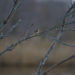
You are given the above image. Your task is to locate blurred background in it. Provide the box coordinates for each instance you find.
[0,0,75,75]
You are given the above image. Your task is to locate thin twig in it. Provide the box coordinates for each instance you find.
[0,0,22,31]
[42,54,75,75]
[0,19,21,39]
[49,36,75,47]
[0,34,38,56]
[62,2,75,28]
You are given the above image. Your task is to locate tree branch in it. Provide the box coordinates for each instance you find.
[36,3,75,75]
[0,19,21,39]
[0,0,22,31]
[42,54,75,75]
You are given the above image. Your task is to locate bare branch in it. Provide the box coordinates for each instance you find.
[0,25,75,56]
[62,2,75,29]
[0,19,21,39]
[49,36,75,47]
[42,54,75,75]
[36,31,63,75]
[0,23,58,56]
[0,0,22,31]
[0,34,37,56]
[36,2,75,75]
